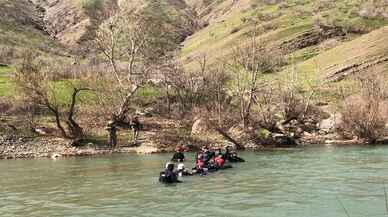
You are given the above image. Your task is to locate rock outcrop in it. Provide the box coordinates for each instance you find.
[0,0,44,29]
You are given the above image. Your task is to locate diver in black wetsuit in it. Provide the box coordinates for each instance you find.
[202,146,215,165]
[171,146,185,162]
[159,163,181,183]
[224,146,245,163]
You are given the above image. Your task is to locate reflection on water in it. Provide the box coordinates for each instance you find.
[1,146,388,217]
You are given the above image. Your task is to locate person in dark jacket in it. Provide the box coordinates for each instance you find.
[171,146,185,162]
[224,146,245,163]
[130,116,142,141]
[202,146,215,165]
[159,162,181,183]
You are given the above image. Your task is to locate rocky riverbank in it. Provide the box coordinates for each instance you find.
[0,135,173,160]
[0,132,382,160]
[1,107,385,160]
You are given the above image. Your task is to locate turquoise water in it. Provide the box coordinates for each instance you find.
[1,146,388,217]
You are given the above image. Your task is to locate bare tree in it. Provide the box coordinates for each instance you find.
[254,84,280,132]
[227,29,269,128]
[15,52,90,140]
[93,2,180,147]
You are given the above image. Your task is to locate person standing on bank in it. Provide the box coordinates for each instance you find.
[130,116,142,142]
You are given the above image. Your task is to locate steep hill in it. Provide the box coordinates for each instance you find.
[0,0,387,80]
[296,25,388,82]
[181,0,388,70]
[0,0,198,54]
[0,0,69,65]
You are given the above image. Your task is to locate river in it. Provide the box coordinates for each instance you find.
[1,146,388,217]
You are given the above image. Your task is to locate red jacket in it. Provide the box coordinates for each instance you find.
[215,156,225,167]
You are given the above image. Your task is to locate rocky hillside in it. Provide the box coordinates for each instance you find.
[181,0,388,65]
[0,0,67,65]
[0,0,200,54]
[32,0,95,46]
[0,0,387,78]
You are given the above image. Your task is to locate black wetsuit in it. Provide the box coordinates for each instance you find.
[223,150,231,161]
[171,152,185,162]
[224,150,245,162]
[203,151,215,164]
[160,169,180,183]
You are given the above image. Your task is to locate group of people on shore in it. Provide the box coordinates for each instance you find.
[159,145,245,184]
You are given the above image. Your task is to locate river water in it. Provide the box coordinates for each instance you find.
[1,146,388,217]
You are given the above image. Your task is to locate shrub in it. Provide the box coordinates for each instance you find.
[82,0,103,12]
[0,46,17,65]
[337,78,388,142]
[338,96,388,142]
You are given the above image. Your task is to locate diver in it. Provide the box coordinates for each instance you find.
[215,153,225,168]
[214,153,233,170]
[177,159,193,177]
[159,162,181,183]
[193,152,207,176]
[171,145,185,162]
[202,146,215,165]
[215,148,223,157]
[224,146,245,163]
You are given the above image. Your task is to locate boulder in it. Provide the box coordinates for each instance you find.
[191,118,208,135]
[319,113,342,133]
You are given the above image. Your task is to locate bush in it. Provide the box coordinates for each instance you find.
[0,46,17,65]
[82,0,103,12]
[338,96,388,142]
[337,78,388,142]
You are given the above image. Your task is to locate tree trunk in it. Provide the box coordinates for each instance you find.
[46,103,68,138]
[215,128,245,150]
[106,86,139,147]
[54,110,68,138]
[217,84,222,127]
[166,87,171,114]
[66,88,86,139]
[115,85,139,122]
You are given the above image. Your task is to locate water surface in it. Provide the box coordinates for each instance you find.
[1,146,388,217]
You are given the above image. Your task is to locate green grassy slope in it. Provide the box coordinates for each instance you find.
[178,0,388,106]
[0,66,14,97]
[0,0,68,64]
[181,0,388,69]
[296,25,388,80]
[0,21,66,59]
[272,25,388,104]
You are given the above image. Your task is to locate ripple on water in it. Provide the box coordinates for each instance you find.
[2,147,388,217]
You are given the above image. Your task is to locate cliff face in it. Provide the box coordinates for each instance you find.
[0,0,202,48]
[0,0,92,47]
[31,0,94,47]
[0,0,44,29]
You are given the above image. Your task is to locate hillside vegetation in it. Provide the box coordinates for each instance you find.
[182,0,388,66]
[1,0,388,156]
